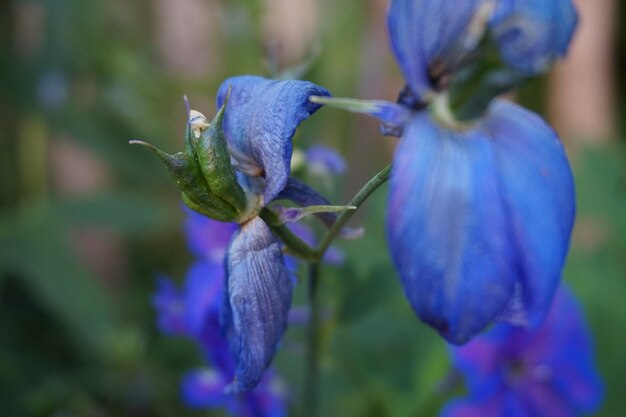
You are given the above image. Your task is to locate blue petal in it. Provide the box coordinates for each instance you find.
[387,113,518,344]
[388,0,492,101]
[485,101,575,327]
[216,76,331,205]
[490,0,578,74]
[224,216,293,392]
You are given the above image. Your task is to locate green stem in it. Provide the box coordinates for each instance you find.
[315,163,392,258]
[259,208,318,261]
[303,262,320,417]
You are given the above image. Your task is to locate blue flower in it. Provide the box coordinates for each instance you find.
[490,0,578,75]
[146,75,336,394]
[313,0,578,345]
[212,75,332,392]
[305,145,347,177]
[154,212,287,416]
[441,287,604,417]
[387,100,575,344]
[387,0,494,103]
[387,0,578,104]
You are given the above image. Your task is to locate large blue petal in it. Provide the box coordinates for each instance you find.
[387,113,518,344]
[485,101,575,327]
[387,0,492,102]
[224,216,293,392]
[216,76,331,205]
[490,0,578,74]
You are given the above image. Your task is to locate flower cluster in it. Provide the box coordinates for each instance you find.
[143,0,598,408]
[443,287,603,417]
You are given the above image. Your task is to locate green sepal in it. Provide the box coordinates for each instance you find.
[191,97,247,213]
[129,140,238,222]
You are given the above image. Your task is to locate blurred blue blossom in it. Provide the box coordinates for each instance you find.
[305,145,347,177]
[316,0,579,344]
[387,0,493,103]
[442,287,604,417]
[490,0,578,74]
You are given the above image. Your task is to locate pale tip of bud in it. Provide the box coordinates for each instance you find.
[189,110,210,138]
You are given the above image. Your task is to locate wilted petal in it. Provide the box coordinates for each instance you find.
[490,0,578,74]
[388,0,493,101]
[225,216,293,392]
[216,76,330,205]
[387,113,517,344]
[485,101,575,327]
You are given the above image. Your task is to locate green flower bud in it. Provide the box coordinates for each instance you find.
[129,141,238,222]
[186,97,247,213]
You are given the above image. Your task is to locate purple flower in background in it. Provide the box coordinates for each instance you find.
[442,288,604,417]
[305,145,347,177]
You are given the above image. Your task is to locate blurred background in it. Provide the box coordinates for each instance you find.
[0,0,624,416]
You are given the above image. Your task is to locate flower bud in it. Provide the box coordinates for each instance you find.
[187,99,247,214]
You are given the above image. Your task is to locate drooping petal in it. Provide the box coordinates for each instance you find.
[216,76,331,205]
[484,100,575,327]
[387,113,518,344]
[490,0,578,74]
[387,0,493,102]
[224,216,293,392]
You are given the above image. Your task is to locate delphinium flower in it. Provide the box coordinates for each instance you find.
[135,75,347,392]
[442,287,604,417]
[313,0,579,344]
[154,212,287,416]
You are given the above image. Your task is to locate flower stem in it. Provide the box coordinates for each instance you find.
[259,208,319,261]
[315,163,392,258]
[303,262,320,417]
[301,163,392,417]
